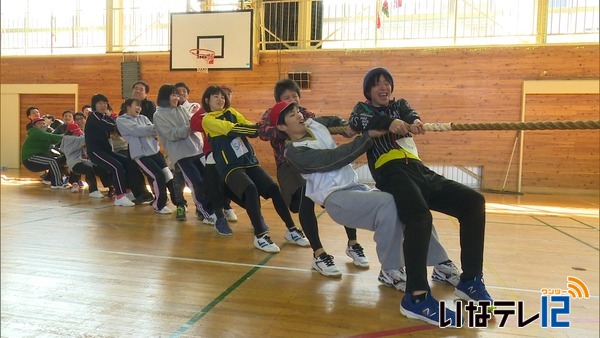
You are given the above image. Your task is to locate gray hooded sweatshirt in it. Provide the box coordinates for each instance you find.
[153,105,203,166]
[116,114,159,160]
[60,135,88,171]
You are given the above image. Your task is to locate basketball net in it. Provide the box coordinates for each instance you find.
[189,48,215,73]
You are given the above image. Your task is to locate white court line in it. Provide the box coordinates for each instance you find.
[92,248,362,275]
[93,249,599,299]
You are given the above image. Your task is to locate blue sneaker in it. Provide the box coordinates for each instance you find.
[454,275,494,303]
[214,217,233,236]
[400,292,459,327]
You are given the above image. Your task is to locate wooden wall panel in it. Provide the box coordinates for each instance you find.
[1,45,598,194]
[522,94,599,193]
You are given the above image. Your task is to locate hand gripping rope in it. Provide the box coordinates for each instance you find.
[328,120,600,134]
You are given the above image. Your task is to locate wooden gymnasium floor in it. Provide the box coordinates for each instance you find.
[1,168,598,337]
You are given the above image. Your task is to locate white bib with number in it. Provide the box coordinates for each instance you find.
[396,137,419,157]
[231,137,249,158]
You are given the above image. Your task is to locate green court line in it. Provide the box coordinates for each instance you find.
[171,211,326,336]
[532,216,599,252]
[169,246,285,337]
[570,217,600,230]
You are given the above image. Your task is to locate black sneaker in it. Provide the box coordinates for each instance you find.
[175,205,187,221]
[133,192,155,205]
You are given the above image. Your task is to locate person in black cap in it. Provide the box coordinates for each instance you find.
[348,67,493,326]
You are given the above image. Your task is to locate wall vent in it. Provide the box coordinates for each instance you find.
[121,61,140,99]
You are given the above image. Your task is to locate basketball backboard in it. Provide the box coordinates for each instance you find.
[170,10,253,71]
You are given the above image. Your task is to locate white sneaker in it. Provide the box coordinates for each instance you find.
[254,234,280,253]
[114,195,135,207]
[378,269,406,292]
[312,253,342,277]
[284,228,310,247]
[202,213,217,225]
[155,206,173,214]
[346,243,370,268]
[89,190,105,199]
[125,191,135,201]
[51,183,72,190]
[223,208,238,222]
[70,183,80,192]
[431,260,461,286]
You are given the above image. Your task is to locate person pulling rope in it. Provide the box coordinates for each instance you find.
[327,119,600,134]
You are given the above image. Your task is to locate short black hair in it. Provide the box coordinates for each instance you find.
[132,80,150,93]
[73,112,86,120]
[91,93,109,110]
[363,67,394,100]
[174,82,190,94]
[42,114,55,121]
[156,84,178,108]
[201,85,231,113]
[26,106,39,117]
[274,79,301,102]
[62,109,74,118]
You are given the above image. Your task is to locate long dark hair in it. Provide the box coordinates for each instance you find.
[156,84,178,108]
[200,85,231,113]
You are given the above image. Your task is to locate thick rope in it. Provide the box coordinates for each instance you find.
[328,120,600,134]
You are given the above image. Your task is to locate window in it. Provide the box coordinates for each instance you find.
[288,72,311,90]
[1,0,598,56]
[1,0,106,55]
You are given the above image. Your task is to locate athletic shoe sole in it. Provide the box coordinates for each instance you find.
[399,304,439,326]
[311,261,342,277]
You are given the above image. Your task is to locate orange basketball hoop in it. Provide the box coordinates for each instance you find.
[189,48,215,73]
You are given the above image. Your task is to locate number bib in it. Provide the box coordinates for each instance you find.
[396,137,419,157]
[231,137,249,158]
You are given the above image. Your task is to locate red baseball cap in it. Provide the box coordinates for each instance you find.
[269,101,295,126]
[66,122,84,136]
[31,117,45,125]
